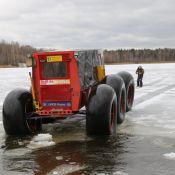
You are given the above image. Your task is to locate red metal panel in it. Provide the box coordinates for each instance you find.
[32,51,81,115]
[69,52,81,111]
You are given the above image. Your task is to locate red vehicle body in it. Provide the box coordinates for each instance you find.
[31,50,104,118]
[33,51,80,116]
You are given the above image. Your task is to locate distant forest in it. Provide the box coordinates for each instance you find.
[0,40,175,66]
[104,49,175,64]
[0,40,37,66]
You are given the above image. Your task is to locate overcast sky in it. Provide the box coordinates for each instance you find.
[0,0,175,49]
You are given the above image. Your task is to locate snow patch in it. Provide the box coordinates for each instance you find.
[48,164,85,175]
[113,171,128,175]
[4,148,32,157]
[163,152,175,160]
[27,133,55,149]
[56,156,63,161]
[33,133,53,142]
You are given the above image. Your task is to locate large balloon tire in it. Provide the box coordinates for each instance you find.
[102,75,126,124]
[3,88,41,135]
[86,84,117,136]
[117,71,135,112]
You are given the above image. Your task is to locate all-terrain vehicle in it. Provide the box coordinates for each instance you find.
[2,50,135,136]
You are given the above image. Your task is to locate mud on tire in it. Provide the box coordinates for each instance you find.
[86,84,117,136]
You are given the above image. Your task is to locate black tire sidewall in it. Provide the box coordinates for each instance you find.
[105,75,126,124]
[3,89,33,135]
[117,71,135,112]
[86,84,117,136]
[126,78,135,111]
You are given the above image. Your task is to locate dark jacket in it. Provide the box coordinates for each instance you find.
[136,67,144,78]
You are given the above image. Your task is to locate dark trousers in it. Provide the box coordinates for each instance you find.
[137,76,143,87]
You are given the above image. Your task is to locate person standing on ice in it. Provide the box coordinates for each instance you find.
[136,65,144,87]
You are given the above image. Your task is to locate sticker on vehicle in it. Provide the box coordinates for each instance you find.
[40,79,70,85]
[46,55,62,62]
[43,102,71,107]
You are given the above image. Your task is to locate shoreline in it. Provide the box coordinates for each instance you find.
[105,61,175,65]
[0,61,175,68]
[0,65,17,68]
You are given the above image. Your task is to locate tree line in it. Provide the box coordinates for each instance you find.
[1,40,175,65]
[0,40,37,66]
[103,49,175,64]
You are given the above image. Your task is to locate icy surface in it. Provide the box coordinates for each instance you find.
[48,164,86,175]
[106,63,175,138]
[32,133,53,142]
[113,171,129,175]
[163,152,175,160]
[0,64,175,174]
[27,133,55,149]
[0,64,175,137]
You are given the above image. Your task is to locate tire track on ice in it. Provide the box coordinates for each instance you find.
[144,78,164,86]
[134,84,175,106]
